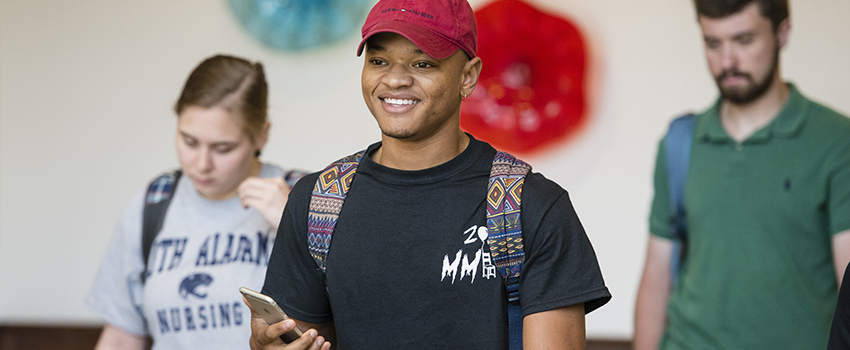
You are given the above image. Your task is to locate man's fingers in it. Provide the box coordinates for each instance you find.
[307,335,328,350]
[309,335,332,350]
[264,319,297,341]
[244,299,330,350]
[289,329,324,349]
[244,297,278,347]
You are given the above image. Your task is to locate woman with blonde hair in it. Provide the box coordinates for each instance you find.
[87,54,304,349]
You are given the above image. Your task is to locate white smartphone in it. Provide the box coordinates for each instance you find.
[239,287,303,343]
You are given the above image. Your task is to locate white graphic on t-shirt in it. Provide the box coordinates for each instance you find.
[461,249,481,283]
[441,250,462,283]
[440,225,497,284]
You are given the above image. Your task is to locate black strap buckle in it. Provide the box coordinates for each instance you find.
[506,280,520,305]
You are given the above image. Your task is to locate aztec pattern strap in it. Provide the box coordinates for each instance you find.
[308,151,365,272]
[486,152,531,281]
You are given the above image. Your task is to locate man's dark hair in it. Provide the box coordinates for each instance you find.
[694,0,789,30]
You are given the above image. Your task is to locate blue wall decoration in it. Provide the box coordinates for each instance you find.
[228,0,372,51]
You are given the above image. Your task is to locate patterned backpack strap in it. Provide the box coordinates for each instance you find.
[142,170,182,283]
[308,151,365,272]
[487,152,531,350]
[145,171,181,205]
[486,152,531,285]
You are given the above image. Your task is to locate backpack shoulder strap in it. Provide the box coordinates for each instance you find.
[664,113,696,286]
[283,169,309,188]
[487,151,532,285]
[141,170,181,282]
[307,151,365,272]
[487,151,531,350]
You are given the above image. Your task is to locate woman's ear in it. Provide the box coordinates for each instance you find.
[255,121,271,155]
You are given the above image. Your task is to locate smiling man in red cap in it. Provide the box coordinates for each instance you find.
[247,0,610,349]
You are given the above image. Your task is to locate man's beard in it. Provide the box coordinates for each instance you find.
[381,128,415,140]
[714,44,780,105]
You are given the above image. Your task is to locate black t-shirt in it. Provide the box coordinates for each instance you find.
[263,137,610,349]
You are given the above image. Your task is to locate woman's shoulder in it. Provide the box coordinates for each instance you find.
[259,163,285,178]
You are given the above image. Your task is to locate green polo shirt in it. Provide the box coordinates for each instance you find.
[649,84,850,349]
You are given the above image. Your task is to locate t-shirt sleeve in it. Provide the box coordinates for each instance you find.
[262,173,333,324]
[85,189,148,336]
[649,138,674,239]
[828,136,850,235]
[518,175,611,316]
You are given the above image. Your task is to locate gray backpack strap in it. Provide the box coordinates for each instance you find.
[141,170,181,283]
[664,114,696,286]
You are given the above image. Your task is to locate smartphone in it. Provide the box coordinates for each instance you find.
[239,287,303,343]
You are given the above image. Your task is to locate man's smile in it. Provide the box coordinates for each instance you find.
[381,97,420,106]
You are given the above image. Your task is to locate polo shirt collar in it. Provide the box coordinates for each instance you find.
[695,83,809,144]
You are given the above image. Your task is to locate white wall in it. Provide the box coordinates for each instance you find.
[1,0,848,339]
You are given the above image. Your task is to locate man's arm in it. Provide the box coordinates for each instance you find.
[634,235,674,350]
[833,230,850,286]
[294,320,336,349]
[523,303,585,349]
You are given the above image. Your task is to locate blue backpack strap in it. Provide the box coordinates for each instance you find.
[487,151,531,350]
[307,151,365,272]
[142,170,181,283]
[664,114,696,287]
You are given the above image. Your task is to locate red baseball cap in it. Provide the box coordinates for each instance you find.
[357,0,478,59]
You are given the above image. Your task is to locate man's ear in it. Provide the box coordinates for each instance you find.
[777,18,791,49]
[461,57,483,98]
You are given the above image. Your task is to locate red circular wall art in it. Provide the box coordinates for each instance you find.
[461,0,587,154]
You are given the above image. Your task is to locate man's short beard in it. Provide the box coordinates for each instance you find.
[381,128,415,140]
[714,44,780,105]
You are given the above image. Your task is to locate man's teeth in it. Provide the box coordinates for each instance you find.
[384,98,418,105]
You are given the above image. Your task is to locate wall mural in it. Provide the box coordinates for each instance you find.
[228,0,371,51]
[461,0,587,155]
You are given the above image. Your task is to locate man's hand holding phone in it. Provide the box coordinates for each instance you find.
[240,287,332,350]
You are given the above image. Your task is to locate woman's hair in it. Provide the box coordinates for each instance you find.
[693,0,788,30]
[174,54,268,141]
